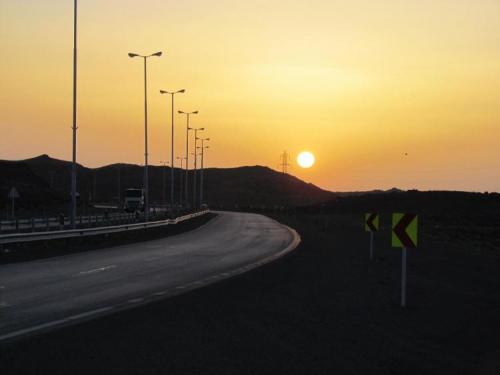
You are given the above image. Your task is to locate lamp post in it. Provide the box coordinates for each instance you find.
[128,51,162,221]
[176,156,186,206]
[70,0,78,228]
[116,165,121,205]
[197,138,210,206]
[192,127,205,209]
[178,110,198,208]
[159,161,169,206]
[160,89,185,211]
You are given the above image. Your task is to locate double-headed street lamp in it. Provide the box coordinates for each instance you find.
[178,110,198,208]
[160,89,185,211]
[192,127,205,208]
[128,51,162,220]
[197,138,210,207]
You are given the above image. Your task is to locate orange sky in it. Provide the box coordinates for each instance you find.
[1,0,499,192]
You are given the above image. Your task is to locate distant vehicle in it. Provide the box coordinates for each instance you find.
[124,188,144,213]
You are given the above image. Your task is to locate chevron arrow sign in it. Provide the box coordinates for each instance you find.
[364,213,379,232]
[392,213,418,248]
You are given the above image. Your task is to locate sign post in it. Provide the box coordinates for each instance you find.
[364,213,379,260]
[392,213,418,307]
[8,187,20,218]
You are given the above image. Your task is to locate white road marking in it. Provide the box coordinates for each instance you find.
[153,291,166,296]
[0,302,11,309]
[0,306,114,342]
[78,265,116,275]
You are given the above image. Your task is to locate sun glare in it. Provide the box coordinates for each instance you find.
[297,151,315,169]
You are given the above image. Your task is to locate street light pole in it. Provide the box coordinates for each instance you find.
[178,110,198,209]
[116,165,121,205]
[192,128,205,209]
[197,138,210,206]
[176,156,186,206]
[160,89,185,211]
[128,51,162,221]
[70,0,78,229]
[160,161,168,206]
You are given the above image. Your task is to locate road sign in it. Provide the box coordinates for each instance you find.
[365,213,379,232]
[8,187,20,199]
[392,213,418,248]
[392,213,418,307]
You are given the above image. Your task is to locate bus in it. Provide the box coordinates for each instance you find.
[124,188,144,213]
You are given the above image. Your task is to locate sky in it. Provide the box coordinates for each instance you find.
[1,0,499,192]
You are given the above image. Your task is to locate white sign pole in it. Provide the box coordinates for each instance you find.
[369,231,374,260]
[401,247,407,307]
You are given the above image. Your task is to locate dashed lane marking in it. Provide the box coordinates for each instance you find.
[78,265,117,275]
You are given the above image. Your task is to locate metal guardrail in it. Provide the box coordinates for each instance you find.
[0,215,132,235]
[0,211,174,234]
[0,210,209,245]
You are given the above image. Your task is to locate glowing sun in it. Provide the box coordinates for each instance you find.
[297,151,315,168]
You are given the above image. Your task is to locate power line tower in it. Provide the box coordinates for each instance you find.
[278,150,291,174]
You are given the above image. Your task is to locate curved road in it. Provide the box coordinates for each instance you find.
[0,211,299,341]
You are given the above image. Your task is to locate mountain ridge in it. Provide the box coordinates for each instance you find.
[0,154,334,214]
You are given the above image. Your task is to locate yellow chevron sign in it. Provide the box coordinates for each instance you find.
[364,213,379,232]
[392,213,418,248]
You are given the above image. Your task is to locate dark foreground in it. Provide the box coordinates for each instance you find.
[1,211,499,374]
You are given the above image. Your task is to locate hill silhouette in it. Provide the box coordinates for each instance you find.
[0,154,334,215]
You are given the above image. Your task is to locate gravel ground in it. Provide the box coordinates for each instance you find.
[1,212,499,375]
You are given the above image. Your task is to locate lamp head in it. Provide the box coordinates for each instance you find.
[152,51,162,57]
[128,53,139,58]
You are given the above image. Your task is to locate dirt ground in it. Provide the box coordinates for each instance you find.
[1,211,499,375]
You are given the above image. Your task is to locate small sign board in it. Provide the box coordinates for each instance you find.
[392,213,418,248]
[364,213,379,232]
[8,187,20,199]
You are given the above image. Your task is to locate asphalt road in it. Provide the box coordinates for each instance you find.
[0,211,299,341]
